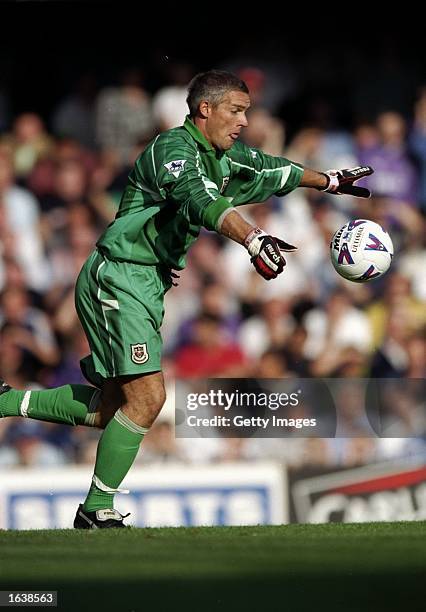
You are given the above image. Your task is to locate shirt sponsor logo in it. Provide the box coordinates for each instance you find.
[164,159,187,178]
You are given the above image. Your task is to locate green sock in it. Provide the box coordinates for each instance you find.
[0,385,100,427]
[83,409,148,512]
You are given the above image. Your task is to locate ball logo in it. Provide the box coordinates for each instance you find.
[351,227,364,252]
[347,219,366,231]
[365,233,388,252]
[338,243,355,264]
[332,228,343,251]
[357,265,381,281]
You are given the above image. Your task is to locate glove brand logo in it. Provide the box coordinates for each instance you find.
[265,243,280,263]
[164,160,187,178]
[130,343,149,364]
[350,166,370,176]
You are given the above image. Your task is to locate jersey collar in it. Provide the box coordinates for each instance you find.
[183,116,218,154]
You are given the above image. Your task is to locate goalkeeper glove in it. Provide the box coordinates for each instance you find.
[321,166,374,198]
[245,227,297,281]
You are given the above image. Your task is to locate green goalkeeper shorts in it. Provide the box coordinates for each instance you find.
[75,249,172,387]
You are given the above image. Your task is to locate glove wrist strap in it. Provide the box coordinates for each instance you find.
[244,227,265,249]
[321,171,340,193]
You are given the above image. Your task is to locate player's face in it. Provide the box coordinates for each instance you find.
[204,91,250,151]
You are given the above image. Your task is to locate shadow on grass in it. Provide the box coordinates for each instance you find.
[1,571,425,612]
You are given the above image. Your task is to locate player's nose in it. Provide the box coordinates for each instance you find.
[239,113,249,128]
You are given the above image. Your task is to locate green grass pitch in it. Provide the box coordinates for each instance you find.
[0,522,425,611]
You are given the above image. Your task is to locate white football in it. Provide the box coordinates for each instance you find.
[330,219,394,282]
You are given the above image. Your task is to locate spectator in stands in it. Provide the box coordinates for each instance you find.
[282,325,311,376]
[0,287,59,375]
[0,149,51,292]
[52,74,97,150]
[95,67,155,167]
[0,323,34,389]
[174,281,240,352]
[405,331,426,378]
[304,289,372,364]
[409,87,426,212]
[175,313,248,378]
[359,111,419,206]
[6,420,68,467]
[366,272,426,349]
[238,297,295,361]
[1,113,53,181]
[136,421,183,464]
[254,348,293,378]
[152,62,194,131]
[369,306,413,378]
[241,107,285,156]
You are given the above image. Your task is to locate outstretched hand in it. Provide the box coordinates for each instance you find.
[322,166,374,198]
[245,227,297,281]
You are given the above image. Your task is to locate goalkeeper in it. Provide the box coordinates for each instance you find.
[0,70,372,528]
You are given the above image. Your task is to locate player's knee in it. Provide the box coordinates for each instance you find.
[100,372,166,427]
[126,385,165,426]
[139,386,166,418]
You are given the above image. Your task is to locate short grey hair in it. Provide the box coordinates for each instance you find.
[186,70,249,117]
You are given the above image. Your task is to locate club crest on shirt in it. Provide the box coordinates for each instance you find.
[164,159,187,178]
[130,343,149,364]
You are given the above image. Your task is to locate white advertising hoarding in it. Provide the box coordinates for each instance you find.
[0,462,287,530]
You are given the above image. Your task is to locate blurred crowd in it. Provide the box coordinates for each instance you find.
[0,64,425,471]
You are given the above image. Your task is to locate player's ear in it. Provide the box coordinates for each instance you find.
[198,100,210,119]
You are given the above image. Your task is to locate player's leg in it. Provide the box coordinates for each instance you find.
[0,381,101,427]
[76,371,165,522]
[73,253,171,528]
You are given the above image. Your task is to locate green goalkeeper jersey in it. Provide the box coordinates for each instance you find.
[96,116,304,270]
